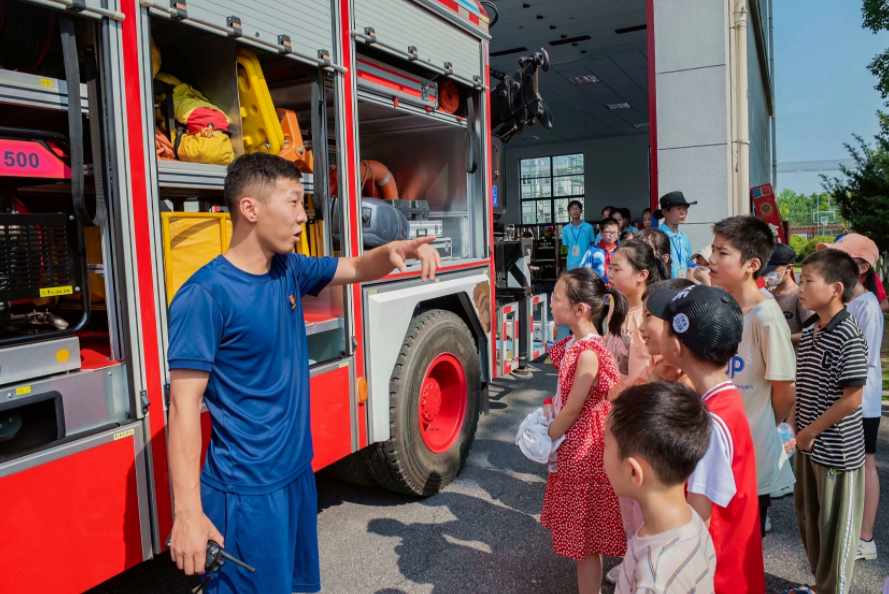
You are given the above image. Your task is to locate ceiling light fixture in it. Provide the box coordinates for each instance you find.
[615,24,647,34]
[568,75,600,85]
[549,34,591,47]
[633,122,650,128]
[607,103,631,110]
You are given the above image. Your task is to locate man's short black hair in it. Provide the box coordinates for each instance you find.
[712,216,774,279]
[567,199,584,211]
[224,153,303,219]
[642,278,695,301]
[801,249,860,303]
[600,217,620,231]
[608,382,712,486]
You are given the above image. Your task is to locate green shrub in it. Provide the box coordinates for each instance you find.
[789,235,808,262]
[797,235,835,263]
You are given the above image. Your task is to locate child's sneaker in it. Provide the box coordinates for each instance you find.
[764,512,772,533]
[857,538,877,561]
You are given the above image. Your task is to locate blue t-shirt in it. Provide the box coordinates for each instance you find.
[661,225,693,279]
[167,253,338,495]
[561,221,596,270]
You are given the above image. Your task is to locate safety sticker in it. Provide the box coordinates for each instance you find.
[15,386,31,396]
[39,78,54,88]
[40,286,73,297]
[114,428,135,441]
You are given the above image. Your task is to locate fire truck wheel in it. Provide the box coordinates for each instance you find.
[360,309,480,496]
[324,452,378,488]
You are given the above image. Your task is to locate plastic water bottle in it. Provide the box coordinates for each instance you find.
[542,398,554,422]
[777,423,795,458]
[542,398,559,473]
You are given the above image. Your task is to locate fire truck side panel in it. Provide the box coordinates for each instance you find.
[362,270,489,443]
[482,40,497,378]
[122,0,177,552]
[340,0,369,448]
[0,423,151,594]
[310,360,356,469]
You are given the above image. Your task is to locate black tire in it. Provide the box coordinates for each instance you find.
[323,451,378,488]
[359,310,481,496]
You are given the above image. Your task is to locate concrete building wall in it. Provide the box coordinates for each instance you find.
[498,135,651,225]
[653,0,730,252]
[748,4,772,189]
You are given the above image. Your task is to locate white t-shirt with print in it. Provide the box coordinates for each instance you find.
[615,507,716,594]
[728,299,796,496]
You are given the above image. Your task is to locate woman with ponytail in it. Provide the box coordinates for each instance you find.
[604,239,667,400]
[541,268,628,594]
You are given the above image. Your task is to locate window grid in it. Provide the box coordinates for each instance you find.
[520,154,584,224]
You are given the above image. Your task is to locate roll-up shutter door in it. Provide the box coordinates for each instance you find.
[354,0,481,82]
[145,0,338,68]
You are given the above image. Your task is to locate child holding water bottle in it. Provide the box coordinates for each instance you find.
[543,268,628,594]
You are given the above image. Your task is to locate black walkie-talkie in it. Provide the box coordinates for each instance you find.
[166,535,256,593]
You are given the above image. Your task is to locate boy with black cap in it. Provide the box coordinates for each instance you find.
[653,191,697,279]
[765,243,814,348]
[647,284,765,594]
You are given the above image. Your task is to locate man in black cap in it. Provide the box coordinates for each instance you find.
[653,191,698,279]
[763,243,812,348]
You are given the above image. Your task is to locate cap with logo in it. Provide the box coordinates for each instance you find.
[653,191,698,221]
[646,285,744,359]
[816,233,879,266]
[762,243,796,275]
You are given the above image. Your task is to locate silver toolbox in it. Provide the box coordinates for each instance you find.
[409,220,443,239]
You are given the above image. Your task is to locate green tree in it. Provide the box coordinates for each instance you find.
[821,111,889,252]
[864,0,889,98]
[776,189,843,229]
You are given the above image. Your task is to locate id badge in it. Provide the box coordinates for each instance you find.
[571,245,580,257]
[677,269,687,279]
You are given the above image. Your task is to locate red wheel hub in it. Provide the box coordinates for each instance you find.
[418,353,467,454]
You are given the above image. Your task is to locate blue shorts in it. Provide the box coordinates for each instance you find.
[201,467,320,594]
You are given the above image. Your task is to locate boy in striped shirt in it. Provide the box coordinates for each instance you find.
[790,249,869,594]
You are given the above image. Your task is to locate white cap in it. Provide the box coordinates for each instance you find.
[691,244,713,263]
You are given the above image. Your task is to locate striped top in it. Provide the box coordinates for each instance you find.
[616,507,716,594]
[796,309,868,470]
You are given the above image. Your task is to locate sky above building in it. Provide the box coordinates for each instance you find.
[776,0,889,195]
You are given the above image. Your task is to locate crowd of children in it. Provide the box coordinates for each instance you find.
[535,194,884,594]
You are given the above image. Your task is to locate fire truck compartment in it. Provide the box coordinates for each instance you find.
[356,99,486,264]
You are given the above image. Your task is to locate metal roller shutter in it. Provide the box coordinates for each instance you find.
[354,0,481,82]
[143,0,339,69]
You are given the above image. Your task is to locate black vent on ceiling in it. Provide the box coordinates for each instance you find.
[615,24,647,34]
[491,46,528,57]
[549,35,590,47]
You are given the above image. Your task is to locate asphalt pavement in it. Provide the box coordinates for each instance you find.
[90,360,889,594]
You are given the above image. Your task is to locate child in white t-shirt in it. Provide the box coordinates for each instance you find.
[604,382,716,593]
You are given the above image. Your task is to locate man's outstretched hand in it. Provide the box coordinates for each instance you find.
[388,235,442,281]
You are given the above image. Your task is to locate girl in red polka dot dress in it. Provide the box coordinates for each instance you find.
[542,268,628,594]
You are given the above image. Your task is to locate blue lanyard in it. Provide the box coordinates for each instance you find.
[669,233,683,265]
[569,224,583,245]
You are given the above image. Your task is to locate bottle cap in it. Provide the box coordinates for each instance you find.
[543,398,553,404]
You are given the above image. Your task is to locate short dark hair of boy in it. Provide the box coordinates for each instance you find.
[224,153,303,220]
[711,215,774,279]
[620,231,634,241]
[642,277,695,301]
[600,217,620,232]
[801,249,860,303]
[608,382,712,486]
[568,199,583,211]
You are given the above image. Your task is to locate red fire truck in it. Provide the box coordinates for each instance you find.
[0,0,557,591]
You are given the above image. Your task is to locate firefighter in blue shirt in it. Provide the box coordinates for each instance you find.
[166,153,440,594]
[560,199,595,270]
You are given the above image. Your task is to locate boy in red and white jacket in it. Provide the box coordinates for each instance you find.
[648,284,765,594]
